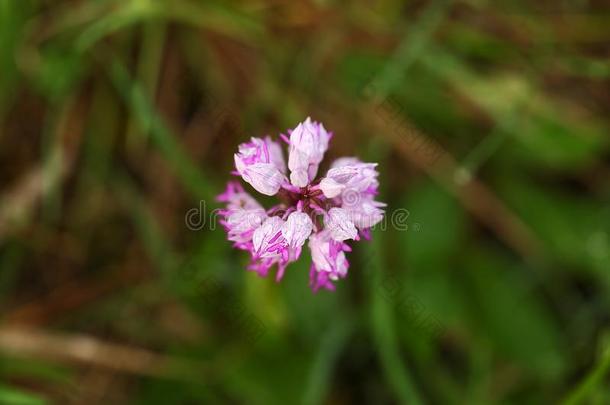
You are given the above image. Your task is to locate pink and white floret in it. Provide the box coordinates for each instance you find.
[218,117,385,292]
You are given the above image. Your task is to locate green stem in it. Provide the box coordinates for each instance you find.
[126,19,166,154]
[561,337,610,405]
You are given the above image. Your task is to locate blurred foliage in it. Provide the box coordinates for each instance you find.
[0,0,609,404]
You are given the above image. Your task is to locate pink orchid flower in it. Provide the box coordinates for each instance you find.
[218,117,385,292]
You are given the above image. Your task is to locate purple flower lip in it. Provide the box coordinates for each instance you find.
[218,117,385,292]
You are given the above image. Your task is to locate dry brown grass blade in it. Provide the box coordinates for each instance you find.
[0,326,206,380]
[0,93,88,242]
[365,100,544,262]
[3,251,146,326]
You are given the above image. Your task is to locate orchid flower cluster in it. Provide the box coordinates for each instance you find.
[217,118,385,292]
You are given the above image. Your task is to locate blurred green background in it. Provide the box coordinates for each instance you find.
[1,0,609,404]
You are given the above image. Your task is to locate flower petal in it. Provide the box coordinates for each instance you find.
[346,198,386,229]
[308,230,350,278]
[287,117,331,187]
[265,136,286,174]
[319,177,345,198]
[217,182,264,210]
[234,137,288,195]
[239,162,285,196]
[325,207,357,241]
[289,168,309,188]
[252,216,285,257]
[331,157,361,169]
[319,162,379,198]
[281,211,313,248]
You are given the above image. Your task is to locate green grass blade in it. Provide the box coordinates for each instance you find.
[366,233,424,405]
[0,385,47,405]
